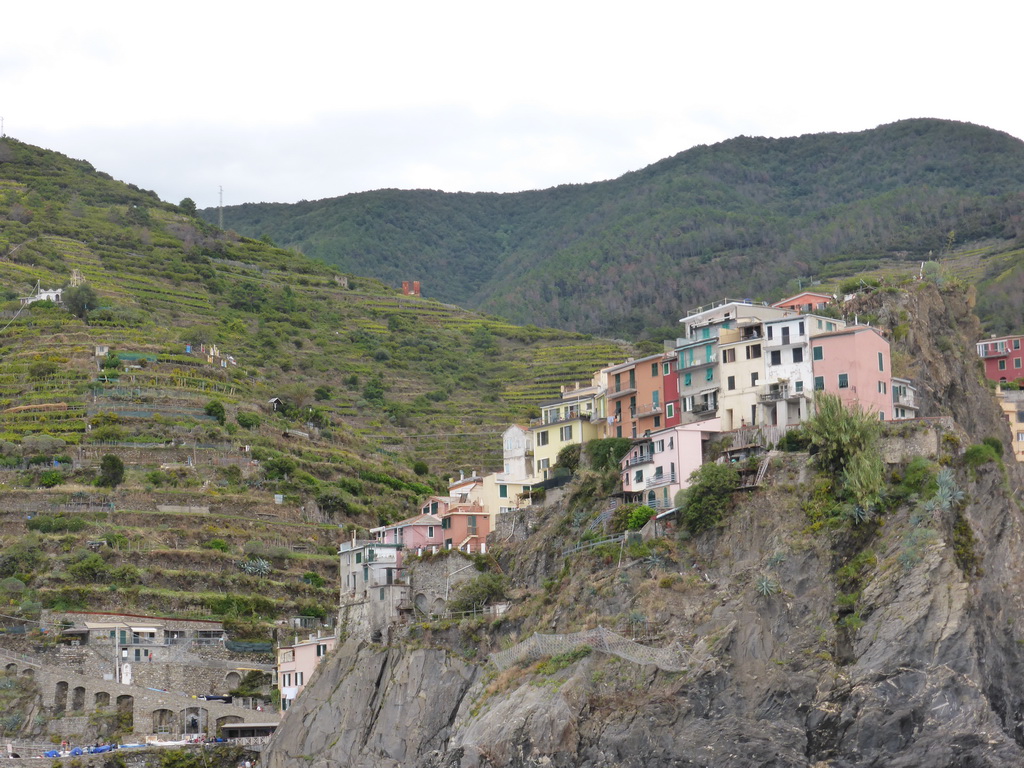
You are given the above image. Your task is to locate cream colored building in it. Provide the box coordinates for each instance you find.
[530,380,605,478]
[996,387,1024,462]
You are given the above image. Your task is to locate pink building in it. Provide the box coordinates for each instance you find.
[976,335,1024,383]
[372,497,491,556]
[371,513,444,556]
[620,419,720,509]
[277,634,336,713]
[810,326,892,420]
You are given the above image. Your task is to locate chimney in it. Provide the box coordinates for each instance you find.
[402,281,410,295]
[412,281,421,296]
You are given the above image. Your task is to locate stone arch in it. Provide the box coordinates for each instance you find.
[181,706,208,738]
[415,593,428,613]
[19,668,33,679]
[223,671,241,690]
[54,681,68,713]
[646,490,656,505]
[71,686,86,711]
[94,691,110,708]
[152,708,176,735]
[4,663,15,674]
[116,695,134,731]
[215,715,243,737]
[430,597,445,615]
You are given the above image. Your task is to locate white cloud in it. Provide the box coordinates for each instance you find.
[3,1,1023,208]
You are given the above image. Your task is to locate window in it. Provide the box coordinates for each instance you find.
[616,426,622,437]
[653,415,661,428]
[723,348,736,363]
[812,346,823,361]
[1015,339,1020,350]
[499,484,508,498]
[999,359,1007,370]
[1016,359,1022,369]
[817,319,823,330]
[826,322,836,331]
[705,367,714,381]
[770,350,781,366]
[666,403,675,418]
[634,470,643,483]
[798,321,805,335]
[878,381,887,394]
[536,430,549,446]
[838,373,849,389]
[355,552,362,564]
[442,516,451,529]
[879,412,885,421]
[792,347,803,363]
[1018,432,1024,442]
[363,565,368,581]
[651,363,659,377]
[767,325,774,340]
[727,375,736,390]
[559,425,573,441]
[663,361,672,375]
[317,644,328,657]
[876,352,884,371]
[746,344,761,359]
[684,373,692,387]
[654,440,664,453]
[296,672,304,686]
[538,458,550,470]
[795,380,803,392]
[427,526,434,538]
[750,372,759,387]
[629,370,636,389]
[701,327,711,339]
[813,376,824,391]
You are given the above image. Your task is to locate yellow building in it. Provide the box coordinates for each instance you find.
[530,381,605,478]
[996,387,1024,463]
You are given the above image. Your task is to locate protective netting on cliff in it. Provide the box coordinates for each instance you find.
[490,626,714,673]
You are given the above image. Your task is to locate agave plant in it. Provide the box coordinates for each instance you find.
[936,467,965,507]
[239,557,272,577]
[755,576,780,597]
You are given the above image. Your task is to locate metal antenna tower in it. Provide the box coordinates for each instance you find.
[218,186,224,229]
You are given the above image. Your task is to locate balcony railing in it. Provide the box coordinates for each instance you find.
[624,453,654,467]
[691,403,717,416]
[893,392,917,407]
[757,386,804,403]
[635,402,662,417]
[530,409,590,427]
[646,471,676,489]
[979,347,1009,358]
[679,354,717,369]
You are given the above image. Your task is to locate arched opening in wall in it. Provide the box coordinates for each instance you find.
[95,691,110,708]
[71,686,86,711]
[223,671,241,690]
[647,490,656,506]
[415,593,428,613]
[54,681,68,713]
[20,668,33,679]
[216,715,242,738]
[181,706,208,738]
[4,663,15,674]
[116,695,134,731]
[430,598,445,616]
[152,708,176,736]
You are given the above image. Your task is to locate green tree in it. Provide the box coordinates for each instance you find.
[63,285,98,319]
[678,463,740,535]
[97,454,125,488]
[204,399,226,425]
[178,197,197,216]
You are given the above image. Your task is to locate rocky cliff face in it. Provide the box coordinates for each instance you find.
[265,283,1024,767]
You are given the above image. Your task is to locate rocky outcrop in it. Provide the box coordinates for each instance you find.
[266,284,1024,767]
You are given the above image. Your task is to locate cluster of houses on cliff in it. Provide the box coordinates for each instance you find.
[976,333,1024,464]
[440,293,920,522]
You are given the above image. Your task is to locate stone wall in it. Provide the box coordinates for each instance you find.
[879,416,954,464]
[405,552,482,617]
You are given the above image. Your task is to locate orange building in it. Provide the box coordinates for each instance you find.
[604,354,668,439]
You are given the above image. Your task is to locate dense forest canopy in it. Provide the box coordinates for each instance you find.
[207,118,1024,336]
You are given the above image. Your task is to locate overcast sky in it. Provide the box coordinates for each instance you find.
[4,1,1022,209]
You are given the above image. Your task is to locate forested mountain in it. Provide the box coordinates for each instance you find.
[208,118,1024,336]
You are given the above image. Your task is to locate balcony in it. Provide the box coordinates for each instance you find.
[624,453,655,467]
[608,385,637,399]
[758,385,804,403]
[635,402,662,417]
[679,354,717,370]
[691,403,717,417]
[893,392,917,407]
[646,471,676,489]
[979,346,1009,358]
[530,408,589,427]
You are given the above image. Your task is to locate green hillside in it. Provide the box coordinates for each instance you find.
[208,118,1024,336]
[0,136,631,627]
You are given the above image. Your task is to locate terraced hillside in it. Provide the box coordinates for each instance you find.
[0,137,632,641]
